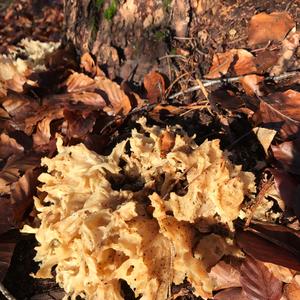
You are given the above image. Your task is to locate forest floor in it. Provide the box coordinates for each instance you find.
[1,0,300,300]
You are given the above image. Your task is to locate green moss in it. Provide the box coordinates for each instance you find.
[163,0,172,10]
[104,0,118,20]
[95,0,105,9]
[154,30,168,42]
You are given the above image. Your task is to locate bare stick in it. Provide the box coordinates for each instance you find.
[0,283,15,300]
[168,71,300,99]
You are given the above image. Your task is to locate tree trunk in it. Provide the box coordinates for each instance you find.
[63,0,191,81]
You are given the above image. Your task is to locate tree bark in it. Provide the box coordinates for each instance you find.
[63,0,191,81]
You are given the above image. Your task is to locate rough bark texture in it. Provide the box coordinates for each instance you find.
[64,0,190,81]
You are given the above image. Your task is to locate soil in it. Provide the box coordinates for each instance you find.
[1,0,300,299]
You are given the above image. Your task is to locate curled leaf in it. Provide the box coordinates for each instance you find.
[144,70,166,104]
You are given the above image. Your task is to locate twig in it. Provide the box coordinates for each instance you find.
[0,283,15,300]
[159,54,187,61]
[168,71,300,99]
[245,177,274,227]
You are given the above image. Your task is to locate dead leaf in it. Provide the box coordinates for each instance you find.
[252,127,277,155]
[65,72,95,92]
[209,260,241,290]
[284,274,300,300]
[254,49,281,74]
[272,139,300,175]
[271,169,300,219]
[80,52,104,77]
[206,49,257,79]
[214,287,248,300]
[240,74,264,96]
[0,133,24,160]
[0,154,40,194]
[264,262,296,283]
[144,71,166,104]
[94,77,132,115]
[240,256,283,300]
[63,109,96,138]
[248,12,295,46]
[0,231,18,281]
[255,90,300,140]
[10,168,39,224]
[236,229,300,271]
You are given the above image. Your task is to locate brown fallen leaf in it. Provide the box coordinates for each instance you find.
[248,12,295,46]
[206,49,257,79]
[254,90,300,140]
[80,52,104,77]
[236,229,300,271]
[271,169,300,219]
[214,287,248,300]
[209,260,241,291]
[284,274,300,300]
[0,153,40,194]
[264,262,296,283]
[272,139,300,175]
[252,127,277,155]
[240,74,264,96]
[63,109,96,138]
[240,256,283,300]
[65,72,95,92]
[144,70,166,104]
[0,231,18,281]
[0,133,24,160]
[94,77,132,115]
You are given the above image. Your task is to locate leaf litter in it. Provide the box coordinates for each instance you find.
[1,1,300,300]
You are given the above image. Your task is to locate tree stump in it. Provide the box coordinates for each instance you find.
[63,0,191,81]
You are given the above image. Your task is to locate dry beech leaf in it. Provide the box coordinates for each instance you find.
[214,287,248,300]
[65,72,95,92]
[236,230,300,271]
[241,256,283,300]
[272,139,300,175]
[80,52,104,77]
[240,74,264,96]
[252,127,277,155]
[0,133,24,159]
[255,90,300,140]
[0,231,18,281]
[248,12,295,46]
[94,77,132,115]
[0,154,40,194]
[284,275,300,300]
[254,49,281,74]
[63,109,96,138]
[209,260,241,290]
[206,49,257,79]
[0,107,10,119]
[264,262,296,283]
[271,169,300,220]
[144,70,166,104]
[10,169,39,223]
[63,91,106,108]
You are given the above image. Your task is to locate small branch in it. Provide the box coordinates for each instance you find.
[168,71,300,99]
[0,283,15,300]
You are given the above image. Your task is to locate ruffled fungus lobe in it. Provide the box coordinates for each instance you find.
[24,118,255,299]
